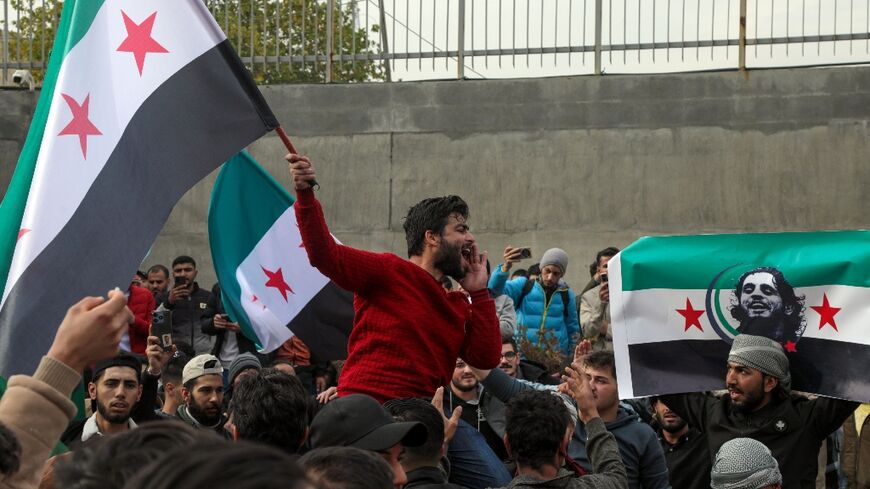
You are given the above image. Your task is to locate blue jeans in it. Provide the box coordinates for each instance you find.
[447,419,512,489]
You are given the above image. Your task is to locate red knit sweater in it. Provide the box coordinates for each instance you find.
[127,285,156,354]
[294,188,501,403]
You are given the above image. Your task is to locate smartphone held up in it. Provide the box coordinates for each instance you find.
[151,304,173,352]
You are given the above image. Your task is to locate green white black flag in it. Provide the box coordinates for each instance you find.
[0,0,277,379]
[610,231,870,402]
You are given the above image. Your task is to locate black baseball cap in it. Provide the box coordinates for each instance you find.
[92,352,142,381]
[309,394,427,451]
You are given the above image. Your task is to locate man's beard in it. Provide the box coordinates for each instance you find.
[96,397,132,425]
[451,378,477,393]
[658,415,687,434]
[434,240,466,281]
[728,383,766,414]
[188,397,222,426]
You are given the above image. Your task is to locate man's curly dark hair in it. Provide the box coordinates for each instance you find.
[402,196,468,257]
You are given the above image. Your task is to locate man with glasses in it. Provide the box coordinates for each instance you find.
[498,337,558,385]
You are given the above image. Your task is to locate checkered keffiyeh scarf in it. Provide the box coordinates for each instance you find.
[710,438,782,489]
[728,334,791,393]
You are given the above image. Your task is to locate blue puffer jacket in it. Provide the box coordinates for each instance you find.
[488,264,580,355]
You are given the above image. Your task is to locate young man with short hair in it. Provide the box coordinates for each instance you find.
[229,368,310,453]
[155,256,214,354]
[158,352,187,417]
[497,381,627,488]
[570,351,670,489]
[578,247,619,352]
[61,352,142,448]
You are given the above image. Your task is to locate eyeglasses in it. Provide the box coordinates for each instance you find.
[500,351,517,360]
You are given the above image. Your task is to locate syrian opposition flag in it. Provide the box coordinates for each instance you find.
[208,151,353,360]
[0,0,278,379]
[610,231,870,403]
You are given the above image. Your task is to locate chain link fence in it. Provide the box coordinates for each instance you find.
[2,0,870,85]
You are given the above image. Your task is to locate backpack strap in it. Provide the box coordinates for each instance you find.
[515,278,535,309]
[560,289,571,321]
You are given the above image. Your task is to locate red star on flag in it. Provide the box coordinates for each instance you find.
[262,266,294,301]
[58,93,102,159]
[810,293,841,331]
[117,11,168,75]
[676,298,705,331]
[784,341,798,352]
[17,229,30,241]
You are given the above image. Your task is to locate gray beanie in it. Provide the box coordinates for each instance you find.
[229,352,261,384]
[710,438,782,489]
[539,248,569,274]
[728,334,791,393]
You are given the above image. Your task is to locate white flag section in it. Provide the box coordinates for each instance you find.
[608,252,635,399]
[0,0,277,378]
[235,207,335,352]
[3,0,225,306]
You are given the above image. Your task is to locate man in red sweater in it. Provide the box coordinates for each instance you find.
[288,154,501,402]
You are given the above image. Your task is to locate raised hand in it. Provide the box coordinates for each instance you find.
[287,153,317,191]
[559,363,599,423]
[47,288,134,372]
[573,339,593,366]
[500,246,525,272]
[458,244,488,292]
[145,335,176,376]
[431,386,462,443]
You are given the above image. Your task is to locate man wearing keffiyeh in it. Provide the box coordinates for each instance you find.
[660,334,858,489]
[710,438,782,489]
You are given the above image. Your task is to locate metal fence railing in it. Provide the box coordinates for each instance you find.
[3,0,870,85]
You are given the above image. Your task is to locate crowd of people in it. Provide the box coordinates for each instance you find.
[0,153,867,489]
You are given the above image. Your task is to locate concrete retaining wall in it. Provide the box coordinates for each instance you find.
[2,66,869,289]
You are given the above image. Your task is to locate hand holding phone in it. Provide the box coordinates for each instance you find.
[213,313,229,330]
[151,306,173,351]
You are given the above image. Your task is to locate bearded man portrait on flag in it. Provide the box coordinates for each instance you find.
[730,266,806,346]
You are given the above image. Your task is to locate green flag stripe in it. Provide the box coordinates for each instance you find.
[0,0,105,295]
[208,152,295,269]
[619,230,870,291]
[208,151,296,348]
